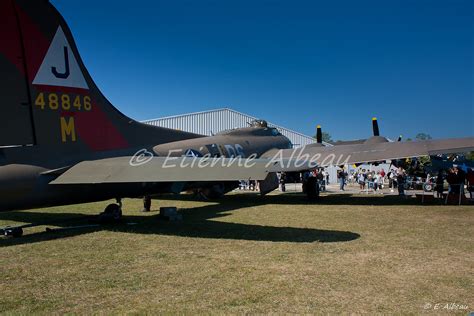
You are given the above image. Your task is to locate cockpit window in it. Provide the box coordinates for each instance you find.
[271,128,281,136]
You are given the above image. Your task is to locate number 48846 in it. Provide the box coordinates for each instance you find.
[35,92,91,111]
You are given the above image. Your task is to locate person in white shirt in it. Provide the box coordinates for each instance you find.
[358,172,366,190]
[374,172,383,193]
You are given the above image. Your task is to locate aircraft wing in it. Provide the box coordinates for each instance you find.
[264,137,474,171]
[50,157,274,184]
[50,137,473,184]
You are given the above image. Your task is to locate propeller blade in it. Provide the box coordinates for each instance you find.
[372,117,380,136]
[316,125,322,144]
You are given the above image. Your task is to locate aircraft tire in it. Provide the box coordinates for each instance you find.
[305,177,320,200]
[102,203,122,223]
[423,183,433,192]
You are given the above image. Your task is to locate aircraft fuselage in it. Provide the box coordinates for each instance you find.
[0,128,291,212]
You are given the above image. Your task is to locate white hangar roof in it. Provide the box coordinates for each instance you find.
[142,108,322,147]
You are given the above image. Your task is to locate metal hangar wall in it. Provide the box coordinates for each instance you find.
[142,108,319,148]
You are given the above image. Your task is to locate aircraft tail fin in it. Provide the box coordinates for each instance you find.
[0,0,200,151]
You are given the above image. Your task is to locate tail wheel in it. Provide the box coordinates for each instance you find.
[101,203,122,222]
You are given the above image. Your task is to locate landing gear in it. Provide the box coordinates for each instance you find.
[142,195,151,212]
[303,177,320,200]
[99,198,123,223]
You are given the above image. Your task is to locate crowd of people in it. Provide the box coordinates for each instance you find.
[238,180,259,191]
[353,168,388,193]
[237,165,474,202]
[333,164,474,200]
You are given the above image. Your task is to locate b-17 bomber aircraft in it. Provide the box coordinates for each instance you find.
[1,0,473,225]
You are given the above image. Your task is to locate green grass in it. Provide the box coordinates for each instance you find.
[0,192,473,314]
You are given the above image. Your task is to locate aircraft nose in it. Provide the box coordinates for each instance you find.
[281,135,293,149]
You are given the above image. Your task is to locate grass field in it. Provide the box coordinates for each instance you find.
[0,192,473,314]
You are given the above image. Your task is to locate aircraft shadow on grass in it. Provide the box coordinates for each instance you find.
[0,193,386,248]
[1,190,456,248]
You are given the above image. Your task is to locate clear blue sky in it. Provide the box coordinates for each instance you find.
[51,0,473,141]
